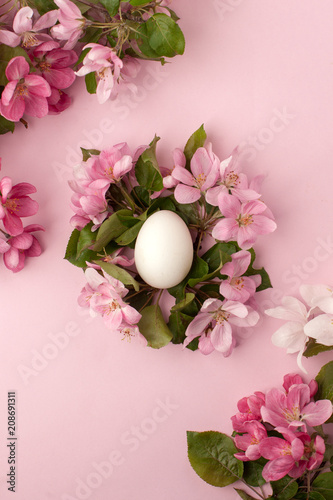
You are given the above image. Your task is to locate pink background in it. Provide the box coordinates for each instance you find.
[1,1,333,498]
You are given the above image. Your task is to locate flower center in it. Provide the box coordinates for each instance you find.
[98,67,109,80]
[105,165,114,179]
[22,31,39,48]
[231,277,244,290]
[214,310,230,324]
[5,198,18,213]
[195,173,207,188]
[282,405,300,422]
[121,327,134,342]
[237,214,253,227]
[37,60,52,72]
[225,171,239,188]
[103,299,120,315]
[15,83,28,100]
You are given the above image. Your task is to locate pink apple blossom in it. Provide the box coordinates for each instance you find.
[282,373,318,398]
[89,143,133,186]
[51,0,87,49]
[219,250,261,303]
[0,56,51,122]
[69,182,110,230]
[261,383,333,432]
[259,429,306,481]
[163,148,185,189]
[234,421,268,461]
[102,248,134,267]
[75,44,123,104]
[173,144,220,204]
[0,177,39,236]
[47,88,71,114]
[0,6,58,48]
[0,224,44,273]
[78,268,141,331]
[304,313,333,346]
[117,323,147,346]
[32,41,78,89]
[212,194,277,250]
[231,391,266,432]
[206,147,262,206]
[183,298,259,356]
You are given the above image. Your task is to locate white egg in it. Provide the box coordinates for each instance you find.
[134,210,194,289]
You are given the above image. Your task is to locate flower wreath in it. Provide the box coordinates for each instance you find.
[0,0,185,134]
[65,125,277,354]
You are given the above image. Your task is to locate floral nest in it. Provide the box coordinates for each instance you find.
[65,125,277,354]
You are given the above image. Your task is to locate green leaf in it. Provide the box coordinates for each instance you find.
[136,23,163,59]
[131,186,151,208]
[147,197,176,215]
[100,0,120,16]
[304,339,333,358]
[171,293,195,313]
[79,27,103,44]
[135,136,163,192]
[201,242,234,273]
[234,489,258,500]
[32,0,56,15]
[0,114,15,134]
[138,304,173,348]
[187,431,243,487]
[187,256,210,287]
[0,45,33,86]
[271,475,299,500]
[186,336,199,351]
[242,458,266,487]
[93,210,131,252]
[144,13,185,58]
[81,148,101,161]
[126,289,153,312]
[184,124,207,168]
[94,261,140,291]
[168,310,193,344]
[65,229,99,268]
[76,222,95,257]
[85,72,97,94]
[130,0,150,5]
[244,264,272,292]
[294,493,326,500]
[312,472,333,500]
[315,361,333,423]
[114,220,144,245]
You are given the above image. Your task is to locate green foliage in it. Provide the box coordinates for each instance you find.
[304,339,333,358]
[93,210,131,252]
[100,0,120,16]
[135,136,163,192]
[294,493,326,500]
[33,0,57,15]
[315,361,333,423]
[65,228,99,268]
[184,124,207,169]
[85,72,97,94]
[234,490,258,500]
[312,472,333,500]
[271,475,298,500]
[242,458,266,487]
[138,304,173,348]
[0,115,15,135]
[187,431,243,487]
[143,14,185,58]
[81,148,101,162]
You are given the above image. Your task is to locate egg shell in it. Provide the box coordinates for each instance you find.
[134,210,194,289]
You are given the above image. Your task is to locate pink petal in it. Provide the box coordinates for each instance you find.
[54,0,82,19]
[1,80,18,106]
[10,182,36,197]
[172,166,194,186]
[26,236,42,257]
[42,67,76,89]
[262,456,294,482]
[3,247,23,272]
[0,30,21,47]
[198,334,215,354]
[11,232,33,249]
[1,96,26,122]
[13,7,33,34]
[113,155,133,179]
[0,176,13,200]
[122,305,141,325]
[3,212,23,236]
[237,225,257,250]
[15,197,39,217]
[259,437,289,460]
[210,322,233,353]
[24,94,49,118]
[25,75,51,97]
[0,238,10,253]
[218,193,241,218]
[302,400,333,426]
[5,56,29,81]
[212,218,238,242]
[32,10,58,31]
[184,313,212,345]
[251,214,277,234]
[174,184,201,204]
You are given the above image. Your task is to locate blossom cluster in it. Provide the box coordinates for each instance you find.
[265,284,333,371]
[0,159,44,272]
[0,0,184,133]
[232,373,332,482]
[66,126,276,353]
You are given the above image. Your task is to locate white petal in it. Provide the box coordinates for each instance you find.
[300,284,333,306]
[304,314,333,346]
[271,321,307,352]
